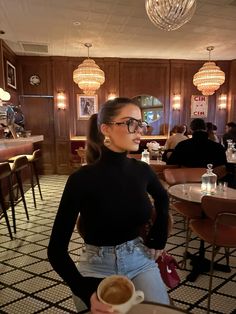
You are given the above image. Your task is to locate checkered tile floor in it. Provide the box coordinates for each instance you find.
[0,175,235,313]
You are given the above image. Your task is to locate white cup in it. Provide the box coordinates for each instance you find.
[97,275,144,314]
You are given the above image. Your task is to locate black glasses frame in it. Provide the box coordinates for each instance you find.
[106,118,147,134]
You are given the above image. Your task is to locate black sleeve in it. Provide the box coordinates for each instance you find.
[47,171,98,307]
[145,166,169,249]
[166,145,180,165]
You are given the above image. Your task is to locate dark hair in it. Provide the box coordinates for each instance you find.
[86,97,139,164]
[175,125,185,133]
[226,122,236,128]
[190,118,206,131]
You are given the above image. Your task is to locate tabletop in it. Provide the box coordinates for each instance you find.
[168,183,236,203]
[84,302,186,314]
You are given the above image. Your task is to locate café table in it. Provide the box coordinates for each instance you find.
[168,183,236,281]
[84,301,187,314]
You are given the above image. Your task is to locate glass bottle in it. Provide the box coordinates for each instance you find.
[201,164,217,195]
[141,149,150,164]
[226,139,233,160]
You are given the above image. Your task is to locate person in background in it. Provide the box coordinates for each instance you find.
[167,118,227,168]
[183,123,190,138]
[163,125,188,161]
[48,98,170,313]
[222,121,236,148]
[206,122,219,143]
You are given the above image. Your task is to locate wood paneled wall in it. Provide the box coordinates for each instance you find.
[0,40,236,174]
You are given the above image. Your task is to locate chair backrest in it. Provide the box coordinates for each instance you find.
[213,165,228,180]
[201,196,236,227]
[163,167,205,186]
[0,162,12,179]
[32,149,41,161]
[150,164,179,181]
[76,148,86,164]
[11,156,28,172]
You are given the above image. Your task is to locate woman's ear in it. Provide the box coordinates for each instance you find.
[100,123,110,136]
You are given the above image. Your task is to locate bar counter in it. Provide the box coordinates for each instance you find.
[0,135,44,163]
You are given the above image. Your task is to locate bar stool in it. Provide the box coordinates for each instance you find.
[9,156,29,232]
[9,149,43,208]
[0,162,15,239]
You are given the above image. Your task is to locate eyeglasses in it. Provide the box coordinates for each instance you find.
[106,118,147,134]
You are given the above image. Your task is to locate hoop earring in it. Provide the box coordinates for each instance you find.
[104,136,111,146]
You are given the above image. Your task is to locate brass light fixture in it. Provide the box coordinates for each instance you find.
[145,0,196,31]
[73,43,105,95]
[193,46,225,96]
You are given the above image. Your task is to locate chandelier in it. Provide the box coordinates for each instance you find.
[73,43,105,95]
[145,0,196,31]
[193,46,225,96]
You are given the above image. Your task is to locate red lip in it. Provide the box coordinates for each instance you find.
[133,138,141,144]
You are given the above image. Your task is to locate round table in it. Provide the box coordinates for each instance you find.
[168,183,236,281]
[84,302,186,314]
[168,183,236,204]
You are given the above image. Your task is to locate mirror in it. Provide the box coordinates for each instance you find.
[132,95,164,135]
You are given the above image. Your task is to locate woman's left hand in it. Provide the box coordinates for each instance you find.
[148,249,163,260]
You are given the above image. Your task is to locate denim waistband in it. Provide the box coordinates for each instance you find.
[85,237,142,254]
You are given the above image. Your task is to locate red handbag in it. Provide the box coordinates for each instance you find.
[156,251,180,289]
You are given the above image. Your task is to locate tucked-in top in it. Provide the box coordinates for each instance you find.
[48,146,169,306]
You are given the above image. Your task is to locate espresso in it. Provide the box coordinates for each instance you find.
[101,278,133,305]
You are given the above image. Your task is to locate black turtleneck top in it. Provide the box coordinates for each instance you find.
[48,147,169,307]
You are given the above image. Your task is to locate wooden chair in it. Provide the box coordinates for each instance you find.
[190,196,236,313]
[75,148,87,164]
[9,156,30,232]
[9,150,43,208]
[0,162,15,239]
[163,167,205,267]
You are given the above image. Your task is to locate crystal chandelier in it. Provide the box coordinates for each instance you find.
[193,46,225,96]
[145,0,196,31]
[73,43,105,95]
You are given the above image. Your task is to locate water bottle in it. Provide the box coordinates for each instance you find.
[141,149,150,164]
[201,164,217,195]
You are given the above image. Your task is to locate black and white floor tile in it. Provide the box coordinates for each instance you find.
[0,175,235,313]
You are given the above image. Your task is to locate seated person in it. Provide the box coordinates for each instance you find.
[167,118,227,168]
[163,125,188,160]
[206,122,219,143]
[222,121,236,149]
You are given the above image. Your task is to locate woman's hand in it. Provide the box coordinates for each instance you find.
[148,249,163,260]
[90,292,114,313]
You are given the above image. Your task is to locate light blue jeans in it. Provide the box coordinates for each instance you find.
[73,237,169,311]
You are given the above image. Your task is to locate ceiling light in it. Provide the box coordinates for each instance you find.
[193,46,225,96]
[145,0,196,31]
[73,43,105,95]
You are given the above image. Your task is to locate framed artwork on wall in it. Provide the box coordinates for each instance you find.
[191,95,208,118]
[77,94,98,120]
[6,61,17,89]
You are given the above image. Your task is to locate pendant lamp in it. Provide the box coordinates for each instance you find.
[193,46,225,96]
[145,0,196,31]
[73,43,105,95]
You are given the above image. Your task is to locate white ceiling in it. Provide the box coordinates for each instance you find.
[1,0,236,60]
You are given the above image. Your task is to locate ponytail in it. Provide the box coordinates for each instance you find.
[86,114,104,164]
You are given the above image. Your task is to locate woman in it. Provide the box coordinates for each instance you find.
[48,98,170,313]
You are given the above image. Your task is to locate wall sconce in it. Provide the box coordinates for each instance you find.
[57,91,66,110]
[172,94,181,110]
[107,93,117,100]
[218,94,227,110]
[0,88,11,105]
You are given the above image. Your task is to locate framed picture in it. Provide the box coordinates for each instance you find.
[6,61,17,89]
[191,95,208,118]
[77,95,98,120]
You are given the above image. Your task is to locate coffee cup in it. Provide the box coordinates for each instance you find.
[97,275,144,313]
